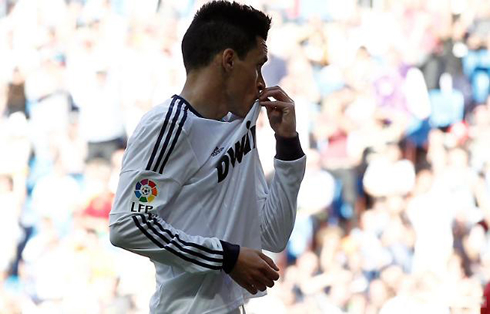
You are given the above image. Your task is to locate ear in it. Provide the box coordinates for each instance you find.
[221,48,236,72]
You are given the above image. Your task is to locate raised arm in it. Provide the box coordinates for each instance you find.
[258,86,307,252]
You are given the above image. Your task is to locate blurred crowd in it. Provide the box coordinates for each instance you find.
[1,0,490,313]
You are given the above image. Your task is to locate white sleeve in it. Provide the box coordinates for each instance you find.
[109,170,239,273]
[109,114,239,274]
[258,155,307,253]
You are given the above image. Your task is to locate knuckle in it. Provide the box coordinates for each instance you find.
[259,265,270,273]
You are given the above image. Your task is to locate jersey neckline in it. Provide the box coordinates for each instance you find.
[172,94,203,118]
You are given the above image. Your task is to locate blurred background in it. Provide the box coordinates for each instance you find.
[1,0,490,313]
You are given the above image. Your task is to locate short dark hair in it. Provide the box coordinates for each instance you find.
[181,1,271,72]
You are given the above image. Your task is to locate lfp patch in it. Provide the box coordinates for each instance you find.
[134,179,158,203]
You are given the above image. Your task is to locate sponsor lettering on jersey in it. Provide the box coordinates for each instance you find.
[131,178,158,213]
[216,121,257,183]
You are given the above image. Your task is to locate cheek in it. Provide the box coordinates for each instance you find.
[247,70,258,90]
[235,68,258,97]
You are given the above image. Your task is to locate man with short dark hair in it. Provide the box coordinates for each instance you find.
[109,1,306,313]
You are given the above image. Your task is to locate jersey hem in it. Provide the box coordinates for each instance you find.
[201,298,244,314]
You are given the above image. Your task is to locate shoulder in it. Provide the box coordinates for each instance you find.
[140,95,196,134]
[123,96,199,175]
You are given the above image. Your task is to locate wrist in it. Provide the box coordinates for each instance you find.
[275,131,297,138]
[275,133,305,161]
[220,240,240,273]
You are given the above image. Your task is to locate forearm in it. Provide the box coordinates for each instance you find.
[260,134,306,252]
[110,212,239,274]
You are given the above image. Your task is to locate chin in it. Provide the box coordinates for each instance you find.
[244,101,256,115]
[232,105,250,118]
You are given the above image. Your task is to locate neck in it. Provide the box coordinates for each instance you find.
[180,67,228,120]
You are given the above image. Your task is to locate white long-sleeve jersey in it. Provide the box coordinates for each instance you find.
[109,95,306,314]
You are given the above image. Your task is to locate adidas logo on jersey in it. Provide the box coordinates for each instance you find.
[216,121,256,183]
[211,147,224,157]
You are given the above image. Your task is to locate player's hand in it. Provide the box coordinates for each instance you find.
[259,86,297,138]
[229,247,280,295]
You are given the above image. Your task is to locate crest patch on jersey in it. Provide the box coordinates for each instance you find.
[134,179,158,203]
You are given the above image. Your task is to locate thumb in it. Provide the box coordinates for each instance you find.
[259,252,279,271]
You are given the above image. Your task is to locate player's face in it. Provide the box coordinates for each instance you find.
[226,37,268,117]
